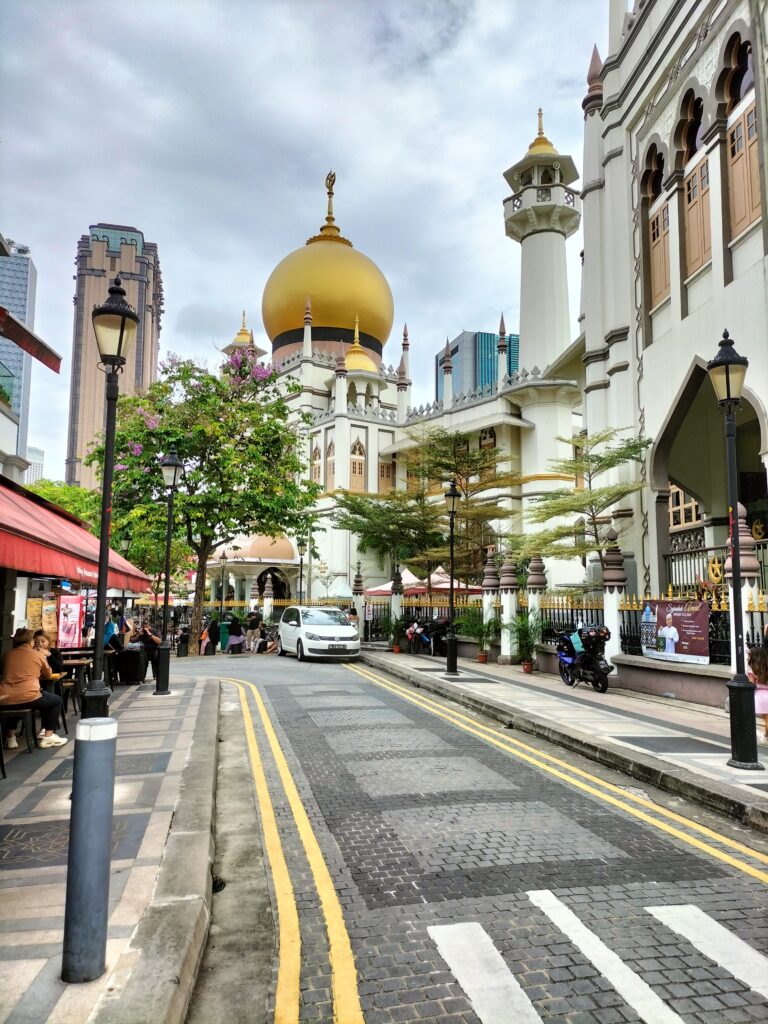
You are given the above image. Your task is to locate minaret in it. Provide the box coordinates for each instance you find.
[302,296,313,361]
[334,343,347,410]
[497,313,507,387]
[401,324,410,378]
[396,355,410,421]
[334,344,350,489]
[503,110,581,372]
[442,338,453,410]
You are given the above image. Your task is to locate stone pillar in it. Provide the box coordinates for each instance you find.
[262,572,274,623]
[482,548,499,627]
[725,503,760,671]
[497,556,519,664]
[602,527,627,669]
[525,554,546,621]
[352,561,365,624]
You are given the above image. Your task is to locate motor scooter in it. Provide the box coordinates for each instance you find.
[555,624,614,693]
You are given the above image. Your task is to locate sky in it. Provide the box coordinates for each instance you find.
[2,0,608,481]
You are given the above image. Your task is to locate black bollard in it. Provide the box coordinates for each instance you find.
[153,642,172,696]
[62,718,117,983]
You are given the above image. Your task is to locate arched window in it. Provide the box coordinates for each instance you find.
[679,94,711,277]
[325,441,335,492]
[479,427,496,449]
[350,438,366,493]
[723,35,760,238]
[643,146,670,307]
[311,444,321,484]
[347,382,357,408]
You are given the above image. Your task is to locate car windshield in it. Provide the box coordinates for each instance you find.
[301,609,349,625]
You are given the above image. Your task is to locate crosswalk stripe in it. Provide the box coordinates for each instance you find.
[427,922,544,1024]
[646,904,768,1000]
[527,890,686,1024]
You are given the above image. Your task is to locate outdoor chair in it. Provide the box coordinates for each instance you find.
[0,708,37,754]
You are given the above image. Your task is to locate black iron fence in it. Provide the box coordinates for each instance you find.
[363,601,391,642]
[747,599,767,649]
[539,593,604,645]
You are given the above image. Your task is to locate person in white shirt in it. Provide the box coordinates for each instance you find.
[658,613,680,654]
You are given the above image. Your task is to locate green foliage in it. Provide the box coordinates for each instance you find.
[86,353,319,652]
[27,479,102,532]
[402,427,523,583]
[331,487,445,573]
[455,606,500,651]
[389,614,407,644]
[504,610,541,662]
[0,383,11,406]
[525,428,652,570]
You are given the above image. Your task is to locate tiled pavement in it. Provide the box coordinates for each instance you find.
[230,656,768,1024]
[0,666,213,1024]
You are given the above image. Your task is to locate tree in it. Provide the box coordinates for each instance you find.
[87,350,319,652]
[402,427,522,582]
[312,560,336,597]
[27,479,101,531]
[331,487,445,579]
[524,428,652,572]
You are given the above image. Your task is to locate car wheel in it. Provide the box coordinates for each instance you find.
[277,636,286,657]
[296,640,305,662]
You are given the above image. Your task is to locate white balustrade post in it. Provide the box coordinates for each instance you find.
[352,562,365,625]
[725,503,760,670]
[482,549,500,659]
[602,527,627,670]
[497,556,519,664]
[390,566,403,624]
[262,572,274,624]
[526,555,546,664]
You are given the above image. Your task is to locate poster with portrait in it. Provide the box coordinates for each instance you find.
[58,594,83,649]
[640,598,710,665]
[26,598,43,633]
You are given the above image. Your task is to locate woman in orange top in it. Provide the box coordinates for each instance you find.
[1,628,67,750]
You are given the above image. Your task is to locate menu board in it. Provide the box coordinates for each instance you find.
[42,599,58,640]
[641,598,710,665]
[26,598,43,633]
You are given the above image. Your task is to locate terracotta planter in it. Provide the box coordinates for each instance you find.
[392,645,401,654]
[477,653,488,664]
[521,660,534,674]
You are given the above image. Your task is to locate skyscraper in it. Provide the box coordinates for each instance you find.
[0,240,37,457]
[434,329,520,401]
[24,445,44,484]
[65,224,163,489]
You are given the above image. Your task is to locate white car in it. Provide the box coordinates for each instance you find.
[277,606,360,661]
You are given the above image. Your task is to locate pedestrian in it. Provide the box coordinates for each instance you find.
[747,646,768,742]
[347,605,360,629]
[131,618,162,679]
[1,628,67,749]
[247,608,263,653]
[226,616,246,654]
[207,617,220,655]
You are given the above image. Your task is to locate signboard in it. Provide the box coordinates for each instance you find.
[26,598,43,633]
[42,599,58,639]
[640,598,710,665]
[58,594,83,649]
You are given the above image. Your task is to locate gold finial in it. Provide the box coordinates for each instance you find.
[325,170,336,225]
[537,107,544,137]
[307,169,351,246]
[354,314,360,344]
[241,309,247,329]
[526,108,558,157]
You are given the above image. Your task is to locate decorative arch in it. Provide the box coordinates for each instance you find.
[672,85,707,169]
[714,25,755,119]
[641,143,670,309]
[325,440,335,491]
[350,437,366,493]
[640,138,668,199]
[311,443,321,484]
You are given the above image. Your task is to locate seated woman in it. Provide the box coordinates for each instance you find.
[2,628,67,749]
[256,623,278,654]
[226,616,246,654]
[33,630,65,674]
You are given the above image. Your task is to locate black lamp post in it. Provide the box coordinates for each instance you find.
[219,551,227,620]
[83,276,139,718]
[120,538,129,611]
[297,538,307,603]
[707,329,762,771]
[444,479,461,676]
[154,449,183,696]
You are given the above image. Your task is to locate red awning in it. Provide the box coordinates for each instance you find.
[0,306,62,373]
[0,476,150,592]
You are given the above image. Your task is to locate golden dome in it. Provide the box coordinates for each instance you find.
[213,535,295,562]
[527,108,558,157]
[345,316,378,373]
[262,173,394,353]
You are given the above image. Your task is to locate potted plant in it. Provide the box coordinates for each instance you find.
[390,615,407,654]
[505,610,541,673]
[456,608,500,664]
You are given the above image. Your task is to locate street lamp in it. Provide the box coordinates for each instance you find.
[297,538,307,603]
[83,276,138,718]
[444,478,461,676]
[707,329,762,771]
[120,538,129,612]
[155,449,183,696]
[219,551,227,620]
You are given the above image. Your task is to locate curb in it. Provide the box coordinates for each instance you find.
[360,652,768,835]
[88,682,220,1024]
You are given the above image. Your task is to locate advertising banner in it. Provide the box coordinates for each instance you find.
[58,594,83,649]
[640,598,710,665]
[26,598,43,633]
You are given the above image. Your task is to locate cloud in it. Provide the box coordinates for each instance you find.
[2,0,607,477]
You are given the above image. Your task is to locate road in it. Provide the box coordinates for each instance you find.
[189,652,768,1024]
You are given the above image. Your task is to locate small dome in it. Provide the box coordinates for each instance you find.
[526,108,558,157]
[346,347,377,373]
[231,311,252,348]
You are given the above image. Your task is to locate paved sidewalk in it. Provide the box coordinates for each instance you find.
[360,650,768,829]
[0,662,218,1024]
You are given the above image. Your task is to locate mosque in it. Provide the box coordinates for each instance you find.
[211,0,768,608]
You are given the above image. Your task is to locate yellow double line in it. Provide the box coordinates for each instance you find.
[345,662,768,886]
[226,679,364,1024]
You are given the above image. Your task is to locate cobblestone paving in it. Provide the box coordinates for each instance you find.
[236,659,768,1024]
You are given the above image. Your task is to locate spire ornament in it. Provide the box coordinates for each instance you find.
[307,170,352,246]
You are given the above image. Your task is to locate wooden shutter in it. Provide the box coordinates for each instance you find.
[746,104,761,223]
[700,159,711,262]
[729,114,750,237]
[684,160,711,277]
[649,203,670,307]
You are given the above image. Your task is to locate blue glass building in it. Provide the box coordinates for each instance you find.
[0,242,36,457]
[435,329,520,401]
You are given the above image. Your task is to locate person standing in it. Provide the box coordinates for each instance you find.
[247,609,262,653]
[2,629,67,749]
[132,619,162,679]
[207,617,220,655]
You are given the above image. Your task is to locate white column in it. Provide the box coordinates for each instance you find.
[497,556,519,664]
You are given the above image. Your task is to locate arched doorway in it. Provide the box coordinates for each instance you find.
[650,361,767,588]
[255,566,291,600]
